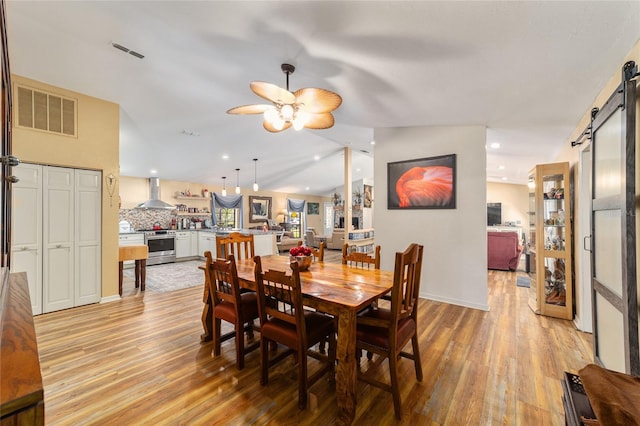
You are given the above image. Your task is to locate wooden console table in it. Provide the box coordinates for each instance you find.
[118,245,148,296]
[0,270,44,424]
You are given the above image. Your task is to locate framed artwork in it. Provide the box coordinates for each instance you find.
[307,202,320,215]
[249,196,272,222]
[363,184,373,208]
[387,153,456,209]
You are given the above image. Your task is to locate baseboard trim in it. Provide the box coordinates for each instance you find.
[100,295,121,304]
[421,292,490,311]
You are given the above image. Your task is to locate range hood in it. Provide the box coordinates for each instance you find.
[136,177,175,209]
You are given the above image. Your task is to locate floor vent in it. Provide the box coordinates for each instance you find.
[16,85,76,137]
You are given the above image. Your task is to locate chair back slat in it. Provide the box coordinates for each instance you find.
[216,232,255,261]
[205,252,241,307]
[254,256,305,329]
[342,244,381,269]
[310,241,325,262]
[390,243,424,322]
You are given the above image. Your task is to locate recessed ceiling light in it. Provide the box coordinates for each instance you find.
[501,176,508,181]
[314,155,320,161]
[305,186,310,191]
[222,154,229,160]
[356,168,361,172]
[150,169,157,175]
[370,140,376,145]
[498,165,505,170]
[490,142,501,149]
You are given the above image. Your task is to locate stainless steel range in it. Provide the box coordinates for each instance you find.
[143,230,176,265]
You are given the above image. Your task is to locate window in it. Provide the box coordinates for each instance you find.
[215,207,239,228]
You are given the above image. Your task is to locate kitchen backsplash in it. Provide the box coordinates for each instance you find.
[119,209,174,231]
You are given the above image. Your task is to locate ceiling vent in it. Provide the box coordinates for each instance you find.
[16,85,76,137]
[111,42,144,59]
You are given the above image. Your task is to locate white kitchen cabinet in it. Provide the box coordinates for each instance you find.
[254,233,275,256]
[11,164,102,314]
[198,231,217,258]
[189,231,199,256]
[175,231,191,258]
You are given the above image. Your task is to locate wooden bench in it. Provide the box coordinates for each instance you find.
[118,245,148,296]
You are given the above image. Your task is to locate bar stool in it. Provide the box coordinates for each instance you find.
[118,245,149,296]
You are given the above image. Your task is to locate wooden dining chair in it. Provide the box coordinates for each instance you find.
[310,241,325,262]
[216,232,255,260]
[355,243,424,420]
[205,251,260,370]
[342,243,381,269]
[253,255,336,409]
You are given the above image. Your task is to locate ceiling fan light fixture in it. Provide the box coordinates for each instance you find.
[281,104,294,120]
[272,116,285,131]
[228,63,341,133]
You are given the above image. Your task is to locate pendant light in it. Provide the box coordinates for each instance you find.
[252,158,259,191]
[221,176,227,196]
[235,168,241,194]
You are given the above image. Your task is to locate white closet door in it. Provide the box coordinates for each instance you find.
[74,169,101,306]
[43,166,74,313]
[10,164,43,314]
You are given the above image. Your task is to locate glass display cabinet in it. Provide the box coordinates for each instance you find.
[528,162,573,320]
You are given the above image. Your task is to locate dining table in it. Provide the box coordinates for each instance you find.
[200,254,394,424]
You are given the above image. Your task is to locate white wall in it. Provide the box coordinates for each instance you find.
[374,125,489,310]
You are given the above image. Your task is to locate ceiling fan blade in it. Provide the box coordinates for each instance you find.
[294,88,342,113]
[263,119,292,133]
[251,81,296,104]
[226,104,273,115]
[304,112,335,129]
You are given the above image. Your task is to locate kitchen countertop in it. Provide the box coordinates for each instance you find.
[119,229,278,235]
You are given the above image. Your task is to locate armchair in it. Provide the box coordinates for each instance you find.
[487,231,522,271]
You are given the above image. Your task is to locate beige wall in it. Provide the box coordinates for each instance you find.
[119,175,328,231]
[12,74,120,298]
[487,181,529,234]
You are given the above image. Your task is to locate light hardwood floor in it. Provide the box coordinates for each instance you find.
[33,268,592,425]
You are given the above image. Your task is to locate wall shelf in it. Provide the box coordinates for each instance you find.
[175,195,208,200]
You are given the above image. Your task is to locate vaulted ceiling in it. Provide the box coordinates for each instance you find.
[6,1,640,195]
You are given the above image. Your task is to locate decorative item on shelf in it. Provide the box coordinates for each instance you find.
[203,188,209,198]
[289,245,312,271]
[353,187,363,206]
[332,192,341,207]
[253,158,259,192]
[185,188,191,196]
[105,173,117,207]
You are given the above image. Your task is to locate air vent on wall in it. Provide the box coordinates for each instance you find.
[111,42,144,59]
[16,85,76,137]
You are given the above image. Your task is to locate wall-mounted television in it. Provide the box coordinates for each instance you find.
[487,202,502,226]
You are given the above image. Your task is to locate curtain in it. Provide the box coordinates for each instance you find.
[287,198,306,235]
[287,198,306,213]
[211,193,243,228]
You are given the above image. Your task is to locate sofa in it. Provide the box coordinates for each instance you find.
[487,231,522,271]
[325,230,345,250]
[278,235,303,252]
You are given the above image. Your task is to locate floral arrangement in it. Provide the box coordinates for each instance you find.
[290,245,312,257]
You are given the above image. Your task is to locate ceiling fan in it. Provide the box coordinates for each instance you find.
[227,63,342,132]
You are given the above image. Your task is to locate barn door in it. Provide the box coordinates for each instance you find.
[590,61,638,374]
